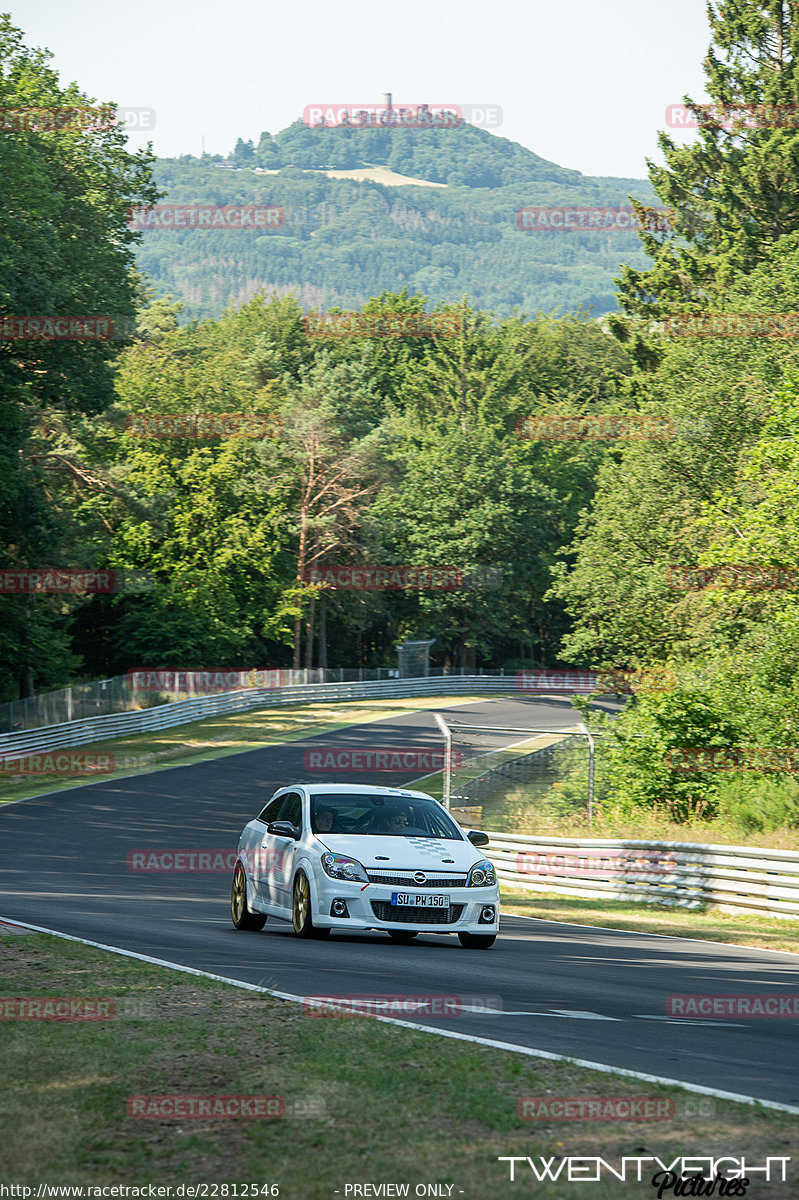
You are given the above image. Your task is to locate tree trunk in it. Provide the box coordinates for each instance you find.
[304,591,316,671]
[293,616,302,670]
[18,666,35,699]
[318,598,327,670]
[456,639,466,671]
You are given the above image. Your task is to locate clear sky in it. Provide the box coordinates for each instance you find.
[15,0,712,180]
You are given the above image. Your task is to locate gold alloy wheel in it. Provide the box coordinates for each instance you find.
[293,872,310,933]
[231,863,266,931]
[232,866,246,924]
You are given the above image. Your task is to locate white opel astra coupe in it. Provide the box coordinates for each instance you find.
[231,783,499,948]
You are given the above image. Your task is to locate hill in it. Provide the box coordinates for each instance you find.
[133,119,659,322]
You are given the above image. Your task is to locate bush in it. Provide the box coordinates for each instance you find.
[715,775,799,833]
[597,690,741,823]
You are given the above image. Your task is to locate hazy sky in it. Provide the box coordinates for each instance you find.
[16,0,712,179]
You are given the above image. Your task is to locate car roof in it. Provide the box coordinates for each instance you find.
[289,783,436,800]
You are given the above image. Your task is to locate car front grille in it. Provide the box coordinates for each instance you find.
[366,871,468,888]
[371,901,465,925]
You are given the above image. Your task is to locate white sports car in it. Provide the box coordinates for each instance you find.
[231,783,499,948]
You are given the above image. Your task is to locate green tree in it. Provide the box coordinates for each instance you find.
[256,357,385,668]
[618,0,799,318]
[0,15,159,696]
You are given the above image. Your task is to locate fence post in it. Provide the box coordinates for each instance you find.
[579,721,595,829]
[433,712,452,810]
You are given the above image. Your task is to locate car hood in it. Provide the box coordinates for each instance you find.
[313,834,481,871]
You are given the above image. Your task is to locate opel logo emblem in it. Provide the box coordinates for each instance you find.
[414,871,426,884]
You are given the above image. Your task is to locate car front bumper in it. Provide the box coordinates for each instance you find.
[310,877,500,933]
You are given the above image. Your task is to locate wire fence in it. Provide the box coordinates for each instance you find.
[0,666,513,734]
[435,718,600,825]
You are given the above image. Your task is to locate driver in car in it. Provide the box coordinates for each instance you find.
[373,807,410,834]
[314,806,338,833]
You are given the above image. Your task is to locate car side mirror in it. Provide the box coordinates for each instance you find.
[267,820,300,840]
[467,830,489,847]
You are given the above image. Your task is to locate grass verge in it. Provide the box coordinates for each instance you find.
[482,783,799,851]
[500,888,799,954]
[0,930,795,1197]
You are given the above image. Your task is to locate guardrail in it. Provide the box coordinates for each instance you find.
[0,675,523,763]
[4,678,797,920]
[489,832,799,920]
[1,666,436,734]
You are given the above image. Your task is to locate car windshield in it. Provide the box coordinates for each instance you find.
[310,794,464,839]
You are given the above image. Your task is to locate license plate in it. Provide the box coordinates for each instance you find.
[391,892,450,908]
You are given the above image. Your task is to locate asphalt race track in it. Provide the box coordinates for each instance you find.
[1,697,797,1107]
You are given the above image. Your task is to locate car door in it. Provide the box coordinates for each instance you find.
[250,794,284,906]
[271,791,303,910]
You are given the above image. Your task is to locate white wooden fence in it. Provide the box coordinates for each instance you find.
[488,832,799,920]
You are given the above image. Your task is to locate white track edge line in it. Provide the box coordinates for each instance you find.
[5,914,799,1116]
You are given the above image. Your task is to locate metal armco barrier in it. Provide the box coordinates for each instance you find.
[488,832,799,919]
[0,675,522,763]
[4,678,797,921]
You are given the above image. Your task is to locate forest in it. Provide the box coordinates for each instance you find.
[133,126,658,322]
[4,1,799,832]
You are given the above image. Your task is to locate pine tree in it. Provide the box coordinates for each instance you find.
[618,1,799,318]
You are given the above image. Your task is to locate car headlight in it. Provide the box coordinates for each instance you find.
[467,859,496,887]
[321,853,368,883]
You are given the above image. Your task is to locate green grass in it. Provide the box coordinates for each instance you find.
[480,780,799,851]
[501,888,799,954]
[1,931,796,1197]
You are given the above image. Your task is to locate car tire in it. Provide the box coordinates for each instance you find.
[292,871,330,939]
[458,932,496,949]
[231,863,266,931]
[387,931,418,942]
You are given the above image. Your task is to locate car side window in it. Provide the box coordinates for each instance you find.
[257,796,284,824]
[278,792,303,829]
